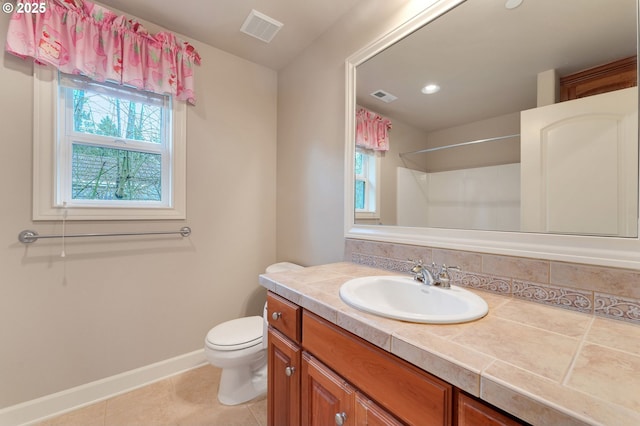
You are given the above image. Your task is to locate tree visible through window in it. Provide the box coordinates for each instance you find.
[32,67,186,221]
[59,74,170,205]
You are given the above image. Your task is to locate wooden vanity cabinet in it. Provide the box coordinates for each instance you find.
[266,291,527,426]
[455,391,526,426]
[302,351,404,426]
[267,292,301,342]
[268,328,301,426]
[267,293,302,426]
[303,310,452,426]
[355,393,405,426]
[301,352,355,425]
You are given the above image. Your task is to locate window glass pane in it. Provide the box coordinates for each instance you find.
[355,180,365,210]
[355,151,363,175]
[72,89,163,144]
[72,144,161,201]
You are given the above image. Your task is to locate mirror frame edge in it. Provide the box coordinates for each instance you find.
[344,0,640,270]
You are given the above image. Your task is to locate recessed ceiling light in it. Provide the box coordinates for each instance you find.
[421,84,440,94]
[505,0,523,9]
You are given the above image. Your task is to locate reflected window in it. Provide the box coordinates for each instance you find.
[355,148,380,219]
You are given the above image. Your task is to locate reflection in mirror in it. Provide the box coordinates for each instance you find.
[354,0,638,237]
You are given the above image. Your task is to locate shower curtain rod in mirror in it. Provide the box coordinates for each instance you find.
[399,134,520,157]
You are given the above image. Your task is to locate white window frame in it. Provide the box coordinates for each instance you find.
[355,147,381,220]
[33,66,186,220]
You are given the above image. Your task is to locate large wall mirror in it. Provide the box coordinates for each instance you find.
[345,0,640,268]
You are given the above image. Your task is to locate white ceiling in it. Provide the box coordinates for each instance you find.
[97,0,637,133]
[97,0,362,70]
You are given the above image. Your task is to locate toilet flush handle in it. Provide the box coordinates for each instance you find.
[272,312,282,320]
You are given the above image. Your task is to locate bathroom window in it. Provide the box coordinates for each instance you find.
[355,148,380,219]
[33,67,186,220]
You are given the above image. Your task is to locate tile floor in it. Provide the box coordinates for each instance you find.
[34,365,267,426]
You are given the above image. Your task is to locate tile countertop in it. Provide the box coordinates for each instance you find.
[259,262,640,426]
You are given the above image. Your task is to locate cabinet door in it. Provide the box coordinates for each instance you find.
[355,393,405,426]
[302,352,355,426]
[268,327,301,426]
[456,392,524,426]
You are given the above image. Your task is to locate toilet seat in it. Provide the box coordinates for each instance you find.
[206,316,263,351]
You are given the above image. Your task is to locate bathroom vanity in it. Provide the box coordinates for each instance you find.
[267,292,518,425]
[261,263,640,426]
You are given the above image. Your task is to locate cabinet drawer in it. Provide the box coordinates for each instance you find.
[267,292,301,343]
[303,311,453,426]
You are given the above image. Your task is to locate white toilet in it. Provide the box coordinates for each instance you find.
[204,262,304,405]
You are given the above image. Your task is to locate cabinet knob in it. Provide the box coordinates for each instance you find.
[271,312,282,320]
[335,412,347,425]
[285,366,295,377]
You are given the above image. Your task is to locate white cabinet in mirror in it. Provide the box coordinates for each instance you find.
[344,0,640,269]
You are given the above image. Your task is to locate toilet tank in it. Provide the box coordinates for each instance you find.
[265,262,304,273]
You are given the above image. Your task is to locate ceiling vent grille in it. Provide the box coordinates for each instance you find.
[370,90,398,103]
[240,9,284,43]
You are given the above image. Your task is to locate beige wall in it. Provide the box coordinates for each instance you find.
[0,11,277,408]
[276,0,437,265]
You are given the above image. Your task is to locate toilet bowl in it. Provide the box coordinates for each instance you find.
[204,262,304,405]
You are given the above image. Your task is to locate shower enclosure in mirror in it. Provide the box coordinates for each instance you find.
[352,0,638,238]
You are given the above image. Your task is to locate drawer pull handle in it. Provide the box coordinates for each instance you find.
[285,366,295,377]
[272,312,282,320]
[335,412,347,425]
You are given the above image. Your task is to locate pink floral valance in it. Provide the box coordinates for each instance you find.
[356,107,392,151]
[5,0,201,104]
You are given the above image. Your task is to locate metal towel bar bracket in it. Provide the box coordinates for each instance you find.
[18,226,192,244]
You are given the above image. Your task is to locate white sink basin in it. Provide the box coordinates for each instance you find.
[339,276,488,324]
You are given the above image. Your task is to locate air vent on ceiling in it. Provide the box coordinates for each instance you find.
[240,9,284,43]
[370,89,398,103]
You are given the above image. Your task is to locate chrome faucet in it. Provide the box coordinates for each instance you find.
[411,260,437,286]
[410,260,460,289]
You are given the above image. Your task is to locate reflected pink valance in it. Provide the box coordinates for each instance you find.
[5,0,201,104]
[355,107,392,151]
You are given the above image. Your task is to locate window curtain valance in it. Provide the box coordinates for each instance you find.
[5,0,201,104]
[355,107,392,151]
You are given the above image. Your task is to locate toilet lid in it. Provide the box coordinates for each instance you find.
[206,316,263,351]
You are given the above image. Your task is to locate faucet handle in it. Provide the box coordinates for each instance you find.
[409,259,423,279]
[440,264,461,276]
[438,265,461,288]
[442,264,460,271]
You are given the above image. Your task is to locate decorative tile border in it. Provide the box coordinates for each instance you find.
[595,293,640,325]
[456,271,511,294]
[512,281,593,314]
[351,253,412,274]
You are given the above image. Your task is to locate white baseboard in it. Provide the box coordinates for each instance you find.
[0,349,208,426]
